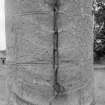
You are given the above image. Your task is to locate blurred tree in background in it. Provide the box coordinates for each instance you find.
[93,0,105,64]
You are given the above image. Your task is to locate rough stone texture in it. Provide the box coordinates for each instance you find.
[0,68,7,105]
[5,0,94,105]
[58,0,94,104]
[0,62,9,105]
[94,68,105,105]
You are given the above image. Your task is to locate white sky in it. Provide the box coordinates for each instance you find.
[0,0,6,50]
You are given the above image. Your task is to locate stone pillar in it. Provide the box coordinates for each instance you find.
[5,0,95,105]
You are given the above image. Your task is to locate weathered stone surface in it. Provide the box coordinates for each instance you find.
[6,0,51,15]
[58,1,94,104]
[6,13,53,63]
[5,0,94,105]
[0,65,9,105]
[94,68,105,105]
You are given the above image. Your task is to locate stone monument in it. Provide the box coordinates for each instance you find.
[5,0,95,105]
